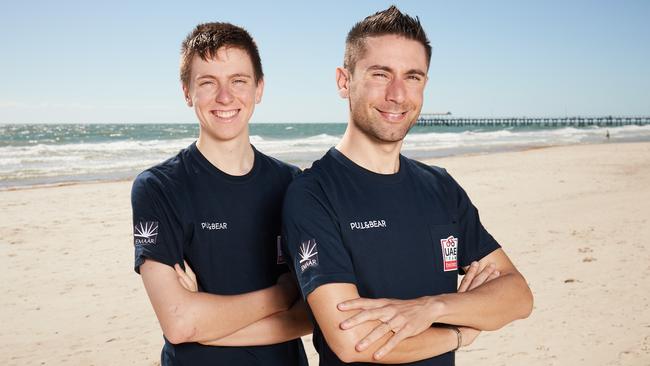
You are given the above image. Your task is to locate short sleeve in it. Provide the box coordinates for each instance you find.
[281,181,356,299]
[446,171,501,271]
[131,172,185,273]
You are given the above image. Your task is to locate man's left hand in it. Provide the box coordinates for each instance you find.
[174,260,198,292]
[337,261,499,356]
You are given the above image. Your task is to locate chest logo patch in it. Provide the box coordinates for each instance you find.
[440,235,458,271]
[201,222,228,230]
[298,239,319,273]
[134,221,159,246]
[349,219,387,230]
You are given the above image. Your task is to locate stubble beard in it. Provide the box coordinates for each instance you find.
[349,100,418,144]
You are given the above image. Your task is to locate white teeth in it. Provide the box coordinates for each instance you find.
[381,111,405,120]
[214,110,238,118]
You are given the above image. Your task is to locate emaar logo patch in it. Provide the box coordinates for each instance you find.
[298,239,319,273]
[134,221,159,246]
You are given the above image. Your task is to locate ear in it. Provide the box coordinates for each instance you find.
[255,78,265,104]
[336,67,350,99]
[182,83,193,107]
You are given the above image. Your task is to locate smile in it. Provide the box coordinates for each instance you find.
[211,109,240,120]
[376,108,407,122]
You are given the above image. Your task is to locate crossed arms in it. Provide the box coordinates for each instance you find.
[139,259,311,345]
[139,245,532,361]
[307,248,533,363]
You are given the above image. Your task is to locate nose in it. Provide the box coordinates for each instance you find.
[385,78,406,104]
[215,85,234,105]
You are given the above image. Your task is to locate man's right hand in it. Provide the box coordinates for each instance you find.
[453,261,500,349]
[458,261,500,293]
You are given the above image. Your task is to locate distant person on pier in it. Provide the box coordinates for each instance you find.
[281,6,533,365]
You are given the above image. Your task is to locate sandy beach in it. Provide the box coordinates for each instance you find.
[1,141,649,366]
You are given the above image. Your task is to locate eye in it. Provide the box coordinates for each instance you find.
[232,79,247,85]
[407,75,422,81]
[199,81,214,87]
[372,73,389,79]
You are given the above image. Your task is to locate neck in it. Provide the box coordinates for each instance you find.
[196,130,254,176]
[336,122,403,174]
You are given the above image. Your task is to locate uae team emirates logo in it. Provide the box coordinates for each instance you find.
[440,235,458,271]
[298,239,319,273]
[134,221,159,246]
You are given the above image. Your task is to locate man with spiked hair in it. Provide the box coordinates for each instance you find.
[282,6,533,365]
[131,22,310,365]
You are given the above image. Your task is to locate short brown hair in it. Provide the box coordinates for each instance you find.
[180,22,263,87]
[344,6,432,73]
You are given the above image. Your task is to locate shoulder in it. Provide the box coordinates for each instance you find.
[131,149,189,199]
[405,157,456,186]
[257,150,302,179]
[403,157,469,207]
[284,165,330,210]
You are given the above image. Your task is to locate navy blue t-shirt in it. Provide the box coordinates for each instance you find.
[131,142,307,366]
[282,148,500,366]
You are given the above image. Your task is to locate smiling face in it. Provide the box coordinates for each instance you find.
[183,47,263,143]
[339,34,428,143]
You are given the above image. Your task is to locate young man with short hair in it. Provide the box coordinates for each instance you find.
[132,22,310,365]
[282,6,533,365]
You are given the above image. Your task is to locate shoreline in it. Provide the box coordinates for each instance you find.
[0,139,634,191]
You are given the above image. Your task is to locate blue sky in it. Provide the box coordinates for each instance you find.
[1,0,648,123]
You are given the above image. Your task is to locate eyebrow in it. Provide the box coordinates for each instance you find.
[366,65,427,77]
[196,73,253,80]
[229,73,253,79]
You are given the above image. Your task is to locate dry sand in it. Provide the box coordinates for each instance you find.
[1,142,649,365]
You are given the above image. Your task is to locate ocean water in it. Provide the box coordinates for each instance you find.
[1,122,650,188]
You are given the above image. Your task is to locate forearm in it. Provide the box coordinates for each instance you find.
[200,301,313,346]
[311,283,465,363]
[359,326,458,364]
[434,271,533,330]
[141,260,296,344]
[182,285,292,342]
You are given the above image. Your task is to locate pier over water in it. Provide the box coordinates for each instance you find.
[416,115,650,127]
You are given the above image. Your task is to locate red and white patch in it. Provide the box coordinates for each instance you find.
[440,235,458,271]
[276,235,285,264]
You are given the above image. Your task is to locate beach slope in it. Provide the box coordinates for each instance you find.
[1,142,648,365]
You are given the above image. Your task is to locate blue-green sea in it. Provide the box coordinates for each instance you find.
[2,122,649,188]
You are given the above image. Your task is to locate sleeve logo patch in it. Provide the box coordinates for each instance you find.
[134,221,159,246]
[298,239,319,273]
[440,235,458,271]
[276,236,285,264]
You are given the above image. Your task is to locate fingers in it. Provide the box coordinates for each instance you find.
[183,260,196,282]
[468,263,499,291]
[338,298,388,311]
[174,263,197,292]
[374,327,410,360]
[355,322,393,351]
[340,307,394,330]
[458,261,479,293]
[486,269,500,282]
[174,263,185,278]
[459,326,482,347]
[177,274,193,291]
